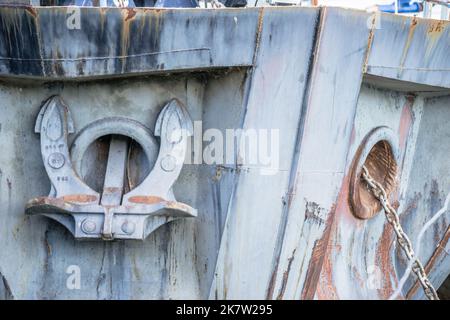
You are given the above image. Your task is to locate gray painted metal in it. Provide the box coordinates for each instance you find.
[0,7,259,79]
[366,13,450,88]
[0,6,448,300]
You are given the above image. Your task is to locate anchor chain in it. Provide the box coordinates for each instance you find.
[361,165,439,300]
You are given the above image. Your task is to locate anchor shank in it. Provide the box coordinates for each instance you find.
[101,136,129,207]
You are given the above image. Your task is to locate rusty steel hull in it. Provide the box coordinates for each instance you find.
[0,6,449,300]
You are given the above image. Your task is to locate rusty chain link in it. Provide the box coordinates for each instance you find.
[361,165,439,300]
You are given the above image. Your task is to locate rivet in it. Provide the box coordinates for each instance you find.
[48,152,65,169]
[160,155,176,172]
[121,221,135,235]
[81,219,96,234]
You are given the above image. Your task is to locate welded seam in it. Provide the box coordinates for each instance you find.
[0,48,211,62]
[368,66,450,72]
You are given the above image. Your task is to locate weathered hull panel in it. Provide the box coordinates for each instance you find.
[0,6,448,300]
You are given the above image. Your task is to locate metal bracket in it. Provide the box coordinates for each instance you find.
[26,96,197,240]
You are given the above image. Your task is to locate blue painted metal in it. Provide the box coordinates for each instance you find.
[154,0,197,7]
[378,0,422,13]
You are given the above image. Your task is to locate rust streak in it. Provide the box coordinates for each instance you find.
[316,171,353,300]
[301,206,335,300]
[376,222,398,299]
[124,8,137,22]
[24,6,37,18]
[102,187,122,194]
[276,249,296,300]
[427,20,445,34]
[425,20,447,60]
[28,194,98,207]
[398,17,417,76]
[252,8,265,66]
[62,194,98,204]
[128,195,165,204]
[363,13,376,73]
[315,224,339,300]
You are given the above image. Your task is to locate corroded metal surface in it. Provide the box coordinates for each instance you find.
[365,15,449,88]
[0,7,259,79]
[0,6,448,300]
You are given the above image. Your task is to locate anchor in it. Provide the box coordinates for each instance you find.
[26,96,197,240]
